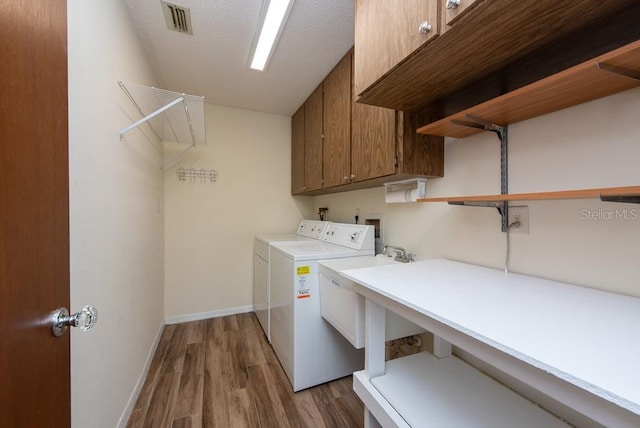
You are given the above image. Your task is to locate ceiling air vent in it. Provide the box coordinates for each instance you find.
[161,1,193,35]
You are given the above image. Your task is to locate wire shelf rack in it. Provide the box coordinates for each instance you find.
[118,81,206,169]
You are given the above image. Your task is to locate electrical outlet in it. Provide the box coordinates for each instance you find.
[508,206,529,234]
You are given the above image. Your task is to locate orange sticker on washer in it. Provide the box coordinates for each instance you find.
[297,289,310,299]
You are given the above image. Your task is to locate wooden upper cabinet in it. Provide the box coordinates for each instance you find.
[304,86,323,192]
[351,99,396,183]
[441,0,479,32]
[323,53,352,188]
[291,106,305,194]
[356,0,639,111]
[354,0,439,96]
[290,50,444,196]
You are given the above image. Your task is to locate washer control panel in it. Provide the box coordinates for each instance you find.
[323,224,374,250]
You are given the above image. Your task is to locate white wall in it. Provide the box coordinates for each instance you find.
[314,87,640,298]
[68,1,164,427]
[164,104,313,320]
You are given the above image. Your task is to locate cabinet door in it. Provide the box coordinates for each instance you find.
[304,86,323,192]
[352,102,396,182]
[441,0,479,32]
[291,106,305,194]
[354,0,439,96]
[323,53,352,188]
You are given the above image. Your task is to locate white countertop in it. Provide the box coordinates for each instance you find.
[342,259,640,416]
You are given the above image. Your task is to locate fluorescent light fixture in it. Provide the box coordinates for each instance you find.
[250,0,294,71]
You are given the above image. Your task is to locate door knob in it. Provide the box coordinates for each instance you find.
[51,306,98,337]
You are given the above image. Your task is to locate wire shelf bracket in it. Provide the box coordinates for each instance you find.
[118,81,206,169]
[119,96,185,140]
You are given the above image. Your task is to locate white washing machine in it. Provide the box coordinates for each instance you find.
[254,220,330,342]
[269,223,375,391]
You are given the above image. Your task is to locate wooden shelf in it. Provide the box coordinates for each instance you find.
[418,186,640,204]
[417,41,640,139]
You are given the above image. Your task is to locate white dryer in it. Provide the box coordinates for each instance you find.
[254,220,330,342]
[269,223,375,391]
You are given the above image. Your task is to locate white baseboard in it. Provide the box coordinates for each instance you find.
[164,305,254,325]
[117,321,165,428]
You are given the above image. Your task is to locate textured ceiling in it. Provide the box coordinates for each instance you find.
[123,0,355,116]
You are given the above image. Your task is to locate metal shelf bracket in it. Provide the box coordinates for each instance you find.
[596,63,640,81]
[576,63,640,205]
[450,114,509,231]
[600,194,640,204]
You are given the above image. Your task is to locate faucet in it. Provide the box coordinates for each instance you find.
[383,245,415,263]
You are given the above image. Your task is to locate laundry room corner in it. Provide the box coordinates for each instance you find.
[163,104,314,323]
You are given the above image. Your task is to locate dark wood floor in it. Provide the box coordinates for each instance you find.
[126,313,365,428]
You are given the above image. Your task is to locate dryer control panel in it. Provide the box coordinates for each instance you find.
[297,220,331,240]
[322,223,375,250]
